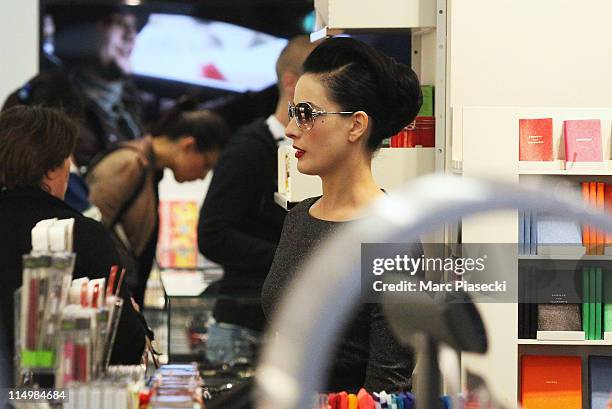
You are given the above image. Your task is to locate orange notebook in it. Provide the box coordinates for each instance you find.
[597,182,605,255]
[590,182,597,255]
[583,182,590,251]
[521,355,582,409]
[605,184,612,246]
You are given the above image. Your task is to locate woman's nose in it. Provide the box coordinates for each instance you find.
[285,119,300,140]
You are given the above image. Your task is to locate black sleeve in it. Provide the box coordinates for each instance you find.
[109,282,147,364]
[260,208,299,320]
[198,146,278,273]
[73,219,122,282]
[364,304,415,392]
[364,241,423,392]
[73,219,146,364]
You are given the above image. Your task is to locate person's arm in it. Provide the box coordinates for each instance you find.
[198,147,278,272]
[110,281,148,364]
[73,219,146,364]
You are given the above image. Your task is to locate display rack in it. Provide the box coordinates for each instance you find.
[457,106,612,408]
[158,267,261,394]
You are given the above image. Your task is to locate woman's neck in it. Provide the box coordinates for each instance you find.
[151,137,173,170]
[312,154,383,221]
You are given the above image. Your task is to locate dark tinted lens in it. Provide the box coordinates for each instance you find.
[296,103,314,129]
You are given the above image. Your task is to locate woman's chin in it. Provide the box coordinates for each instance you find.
[296,162,317,176]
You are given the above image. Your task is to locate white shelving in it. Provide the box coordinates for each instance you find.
[459,106,612,408]
[518,159,612,175]
[518,339,612,346]
[273,192,292,210]
[519,169,612,176]
[312,0,436,38]
[518,161,612,175]
[518,255,612,261]
[451,160,463,174]
[454,107,612,177]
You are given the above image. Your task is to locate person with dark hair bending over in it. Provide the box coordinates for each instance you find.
[0,106,147,385]
[261,37,424,393]
[87,104,229,306]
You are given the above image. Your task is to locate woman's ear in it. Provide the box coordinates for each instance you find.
[179,135,198,152]
[42,157,71,199]
[347,111,370,144]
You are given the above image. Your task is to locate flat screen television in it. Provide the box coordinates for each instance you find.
[39,1,410,99]
[131,13,288,93]
[40,2,298,98]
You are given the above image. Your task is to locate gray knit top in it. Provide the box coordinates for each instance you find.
[261,197,415,393]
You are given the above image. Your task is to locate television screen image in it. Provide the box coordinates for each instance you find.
[131,13,288,93]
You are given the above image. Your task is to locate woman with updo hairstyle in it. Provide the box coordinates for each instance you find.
[262,37,424,392]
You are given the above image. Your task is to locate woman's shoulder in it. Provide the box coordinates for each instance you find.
[287,196,320,218]
[87,141,150,186]
[90,138,151,172]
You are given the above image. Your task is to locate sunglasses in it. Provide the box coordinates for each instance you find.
[288,102,356,131]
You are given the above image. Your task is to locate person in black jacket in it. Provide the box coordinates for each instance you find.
[0,106,147,385]
[2,3,150,171]
[197,36,316,332]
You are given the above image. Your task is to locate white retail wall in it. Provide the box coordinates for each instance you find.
[0,0,38,105]
[449,0,612,107]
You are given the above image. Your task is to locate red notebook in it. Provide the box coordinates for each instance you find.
[564,119,602,162]
[521,355,582,409]
[519,118,553,161]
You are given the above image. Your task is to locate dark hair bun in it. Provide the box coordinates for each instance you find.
[149,96,229,153]
[149,95,199,136]
[383,58,423,137]
[303,37,423,150]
